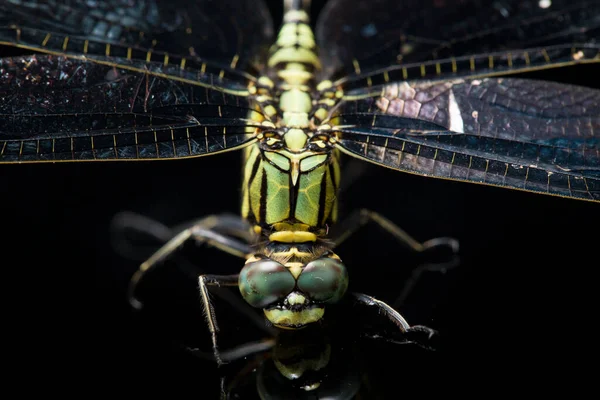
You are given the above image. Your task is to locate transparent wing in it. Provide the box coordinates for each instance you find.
[329,78,600,202]
[316,0,600,83]
[0,55,262,162]
[0,0,274,76]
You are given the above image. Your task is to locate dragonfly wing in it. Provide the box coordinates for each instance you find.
[332,78,600,202]
[0,55,262,162]
[0,0,274,73]
[316,0,600,81]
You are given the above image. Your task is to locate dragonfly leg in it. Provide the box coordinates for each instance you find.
[198,274,241,366]
[127,215,253,309]
[352,292,437,340]
[330,208,458,253]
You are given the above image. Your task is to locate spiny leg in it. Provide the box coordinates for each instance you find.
[331,208,459,306]
[128,214,254,309]
[330,208,458,253]
[352,293,437,342]
[198,274,241,365]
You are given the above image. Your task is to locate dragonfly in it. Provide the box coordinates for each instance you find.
[1,0,598,366]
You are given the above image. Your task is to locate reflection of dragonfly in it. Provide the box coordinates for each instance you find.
[1,0,598,365]
[210,313,438,399]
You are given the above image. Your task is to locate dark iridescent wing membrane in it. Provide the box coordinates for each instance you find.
[0,0,274,74]
[0,0,274,163]
[0,55,262,162]
[329,78,600,202]
[316,0,600,86]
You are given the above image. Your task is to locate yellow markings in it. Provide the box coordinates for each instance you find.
[83,40,89,53]
[316,80,333,91]
[367,76,373,87]
[261,120,276,129]
[287,292,307,305]
[134,132,140,157]
[269,230,317,243]
[256,94,273,103]
[416,144,421,156]
[284,128,308,151]
[525,167,530,184]
[507,53,513,67]
[264,307,324,328]
[451,58,457,73]
[280,88,312,113]
[268,48,321,69]
[219,69,225,79]
[541,48,551,63]
[284,9,309,23]
[488,55,494,68]
[200,63,207,75]
[298,34,316,49]
[163,54,169,66]
[19,141,23,156]
[112,135,118,158]
[145,51,152,62]
[1,141,7,156]
[154,129,159,156]
[230,54,239,69]
[105,43,111,57]
[352,59,361,74]
[287,264,304,280]
[420,64,426,77]
[90,136,96,158]
[180,57,186,69]
[314,108,328,121]
[278,68,313,84]
[204,126,209,153]
[41,33,51,47]
[524,51,531,65]
[264,105,278,117]
[318,98,335,107]
[383,71,390,82]
[186,127,192,154]
[36,140,40,154]
[469,57,475,71]
[435,63,441,75]
[258,76,275,88]
[127,47,132,60]
[433,148,438,160]
[62,36,69,51]
[402,67,408,80]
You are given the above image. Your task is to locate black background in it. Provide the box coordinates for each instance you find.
[2,0,598,397]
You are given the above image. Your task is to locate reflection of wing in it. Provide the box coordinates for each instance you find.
[330,78,600,202]
[316,0,600,82]
[0,0,274,75]
[0,56,262,162]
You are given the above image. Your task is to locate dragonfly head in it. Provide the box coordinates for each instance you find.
[239,252,348,329]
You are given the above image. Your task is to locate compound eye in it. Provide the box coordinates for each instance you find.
[297,257,348,304]
[239,259,296,308]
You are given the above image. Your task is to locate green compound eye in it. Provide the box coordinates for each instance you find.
[297,257,348,304]
[239,259,296,308]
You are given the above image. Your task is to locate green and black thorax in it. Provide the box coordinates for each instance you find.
[241,4,343,245]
